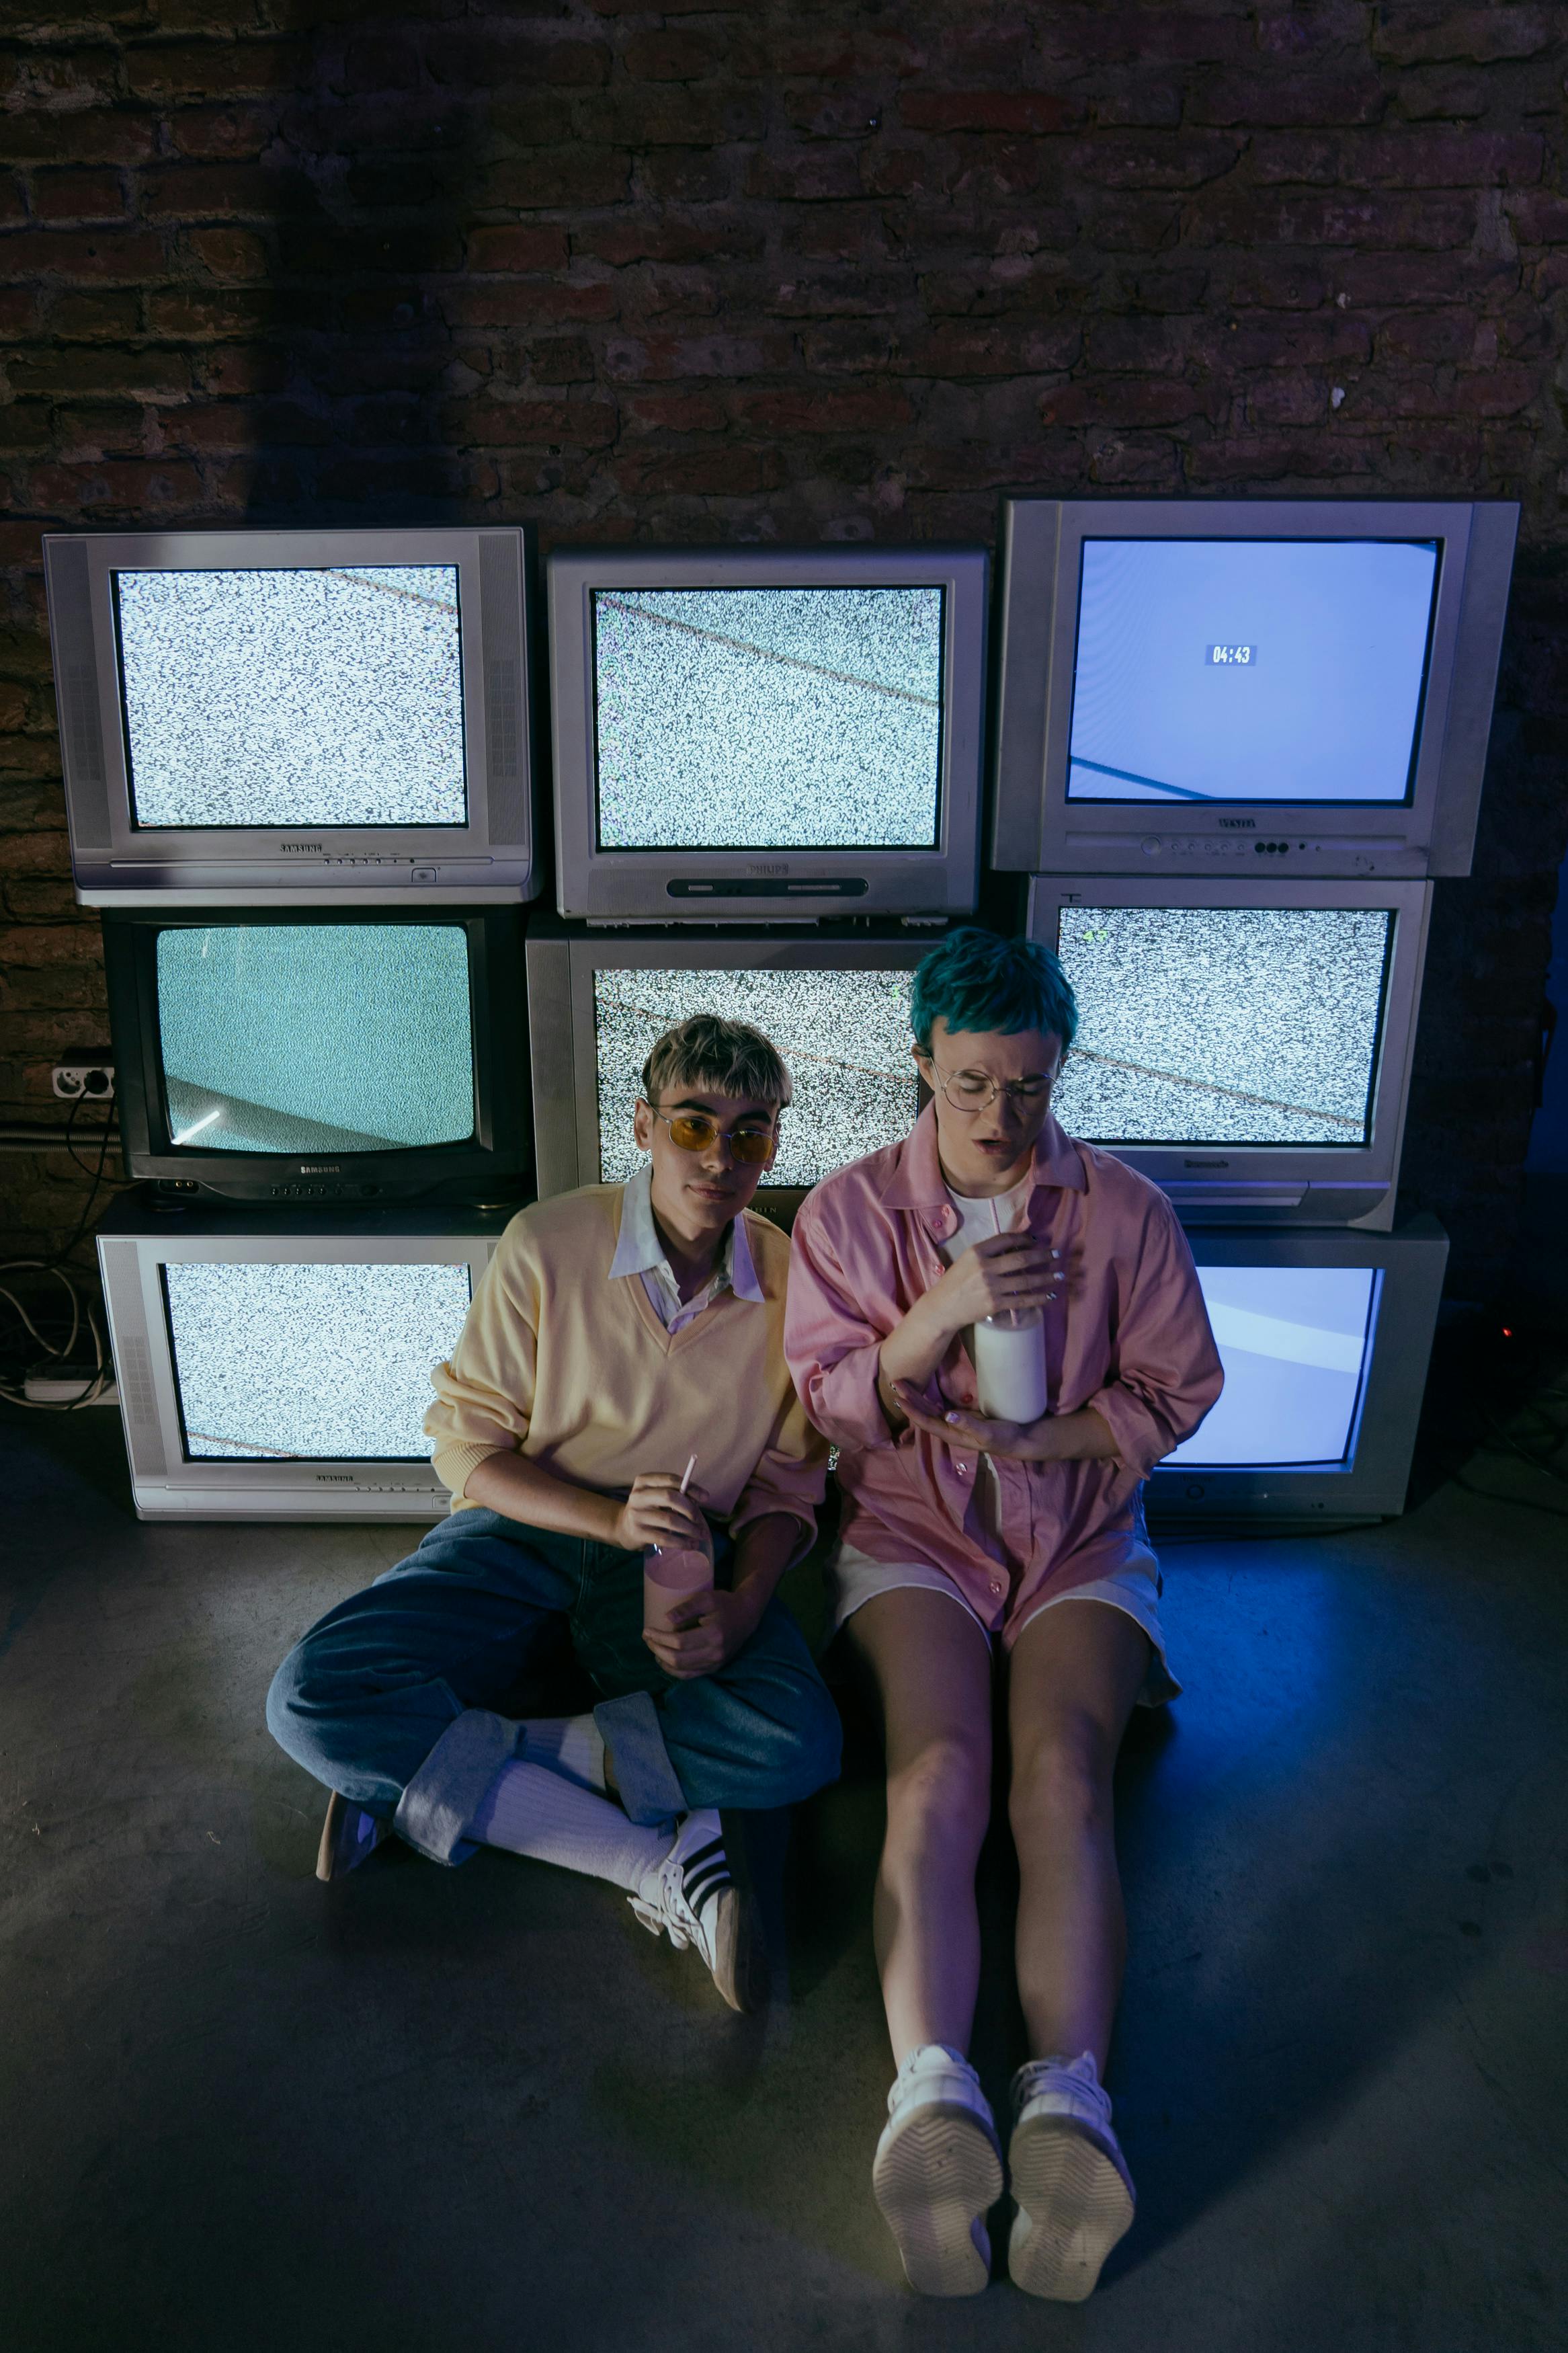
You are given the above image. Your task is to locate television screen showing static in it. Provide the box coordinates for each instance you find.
[153,922,477,1158]
[1067,539,1440,807]
[113,564,467,830]
[593,965,921,1189]
[591,585,946,850]
[1169,1265,1378,1468]
[161,1259,472,1460]
[1052,903,1393,1149]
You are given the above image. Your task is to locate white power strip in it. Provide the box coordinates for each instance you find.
[22,1370,120,1406]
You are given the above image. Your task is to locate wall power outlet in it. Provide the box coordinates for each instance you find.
[52,1059,116,1101]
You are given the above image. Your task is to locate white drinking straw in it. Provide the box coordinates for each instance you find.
[679,1454,696,1495]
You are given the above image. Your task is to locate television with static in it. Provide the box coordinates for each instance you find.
[524,912,928,1216]
[548,544,988,922]
[991,497,1518,880]
[1145,1218,1448,1530]
[44,526,542,906]
[104,905,532,1205]
[97,1194,512,1520]
[1026,875,1432,1227]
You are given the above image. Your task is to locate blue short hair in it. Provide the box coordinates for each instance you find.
[911,926,1077,1054]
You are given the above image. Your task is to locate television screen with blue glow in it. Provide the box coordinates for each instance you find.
[591,585,945,850]
[1054,904,1393,1146]
[114,565,467,829]
[1170,1265,1378,1467]
[155,922,475,1157]
[162,1260,472,1460]
[1067,540,1440,805]
[593,964,919,1187]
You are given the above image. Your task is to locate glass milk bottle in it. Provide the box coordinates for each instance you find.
[971,1196,1050,1423]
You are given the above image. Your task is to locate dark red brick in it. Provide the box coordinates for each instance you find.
[1188,73,1388,127]
[465,225,571,273]
[901,91,1081,136]
[189,226,270,280]
[734,387,914,434]
[622,391,727,433]
[624,32,720,81]
[31,169,126,223]
[1373,7,1554,65]
[124,40,310,103]
[0,229,167,282]
[9,347,191,398]
[140,164,283,221]
[1039,377,1215,428]
[45,289,142,340]
[898,320,1083,377]
[478,153,631,210]
[448,397,619,448]
[573,218,763,267]
[1069,134,1244,190]
[0,113,158,169]
[601,332,790,382]
[746,147,864,204]
[614,446,786,497]
[1376,311,1477,363]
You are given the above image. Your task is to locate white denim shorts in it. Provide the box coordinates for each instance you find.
[827,1539,1180,1708]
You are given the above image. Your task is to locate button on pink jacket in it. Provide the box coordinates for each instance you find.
[784,1105,1224,1646]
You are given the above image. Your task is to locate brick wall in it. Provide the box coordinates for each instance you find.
[2,1,1565,1295]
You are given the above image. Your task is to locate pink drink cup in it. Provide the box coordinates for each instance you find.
[643,1545,714,1634]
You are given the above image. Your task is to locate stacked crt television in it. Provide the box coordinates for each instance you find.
[992,495,1518,1526]
[43,527,546,1519]
[44,527,542,904]
[548,543,988,922]
[97,1196,511,1520]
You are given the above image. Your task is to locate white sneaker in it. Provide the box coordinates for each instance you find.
[628,1809,759,2013]
[1007,2051,1136,2301]
[871,2044,1003,2297]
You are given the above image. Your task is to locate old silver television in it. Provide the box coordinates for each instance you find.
[525,913,927,1214]
[44,527,541,906]
[992,497,1518,880]
[98,1194,511,1519]
[1028,876,1432,1226]
[1147,1218,1448,1529]
[548,543,988,922]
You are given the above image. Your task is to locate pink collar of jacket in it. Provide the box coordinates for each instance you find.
[875,1103,1087,1244]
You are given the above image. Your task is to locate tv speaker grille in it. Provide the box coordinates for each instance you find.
[116,1332,158,1432]
[486,658,520,777]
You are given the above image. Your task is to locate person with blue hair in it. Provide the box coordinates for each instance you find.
[786,926,1223,2303]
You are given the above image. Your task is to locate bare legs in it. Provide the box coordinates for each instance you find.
[848,1589,994,2065]
[1007,1599,1150,2071]
[850,1589,1150,2071]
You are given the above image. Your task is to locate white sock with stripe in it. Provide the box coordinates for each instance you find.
[521,1712,607,1793]
[469,1758,670,1895]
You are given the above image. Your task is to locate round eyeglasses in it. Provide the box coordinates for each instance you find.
[917,1055,1058,1114]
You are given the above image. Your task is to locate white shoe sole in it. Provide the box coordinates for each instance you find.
[872,2102,1003,2297]
[1007,2114,1134,2302]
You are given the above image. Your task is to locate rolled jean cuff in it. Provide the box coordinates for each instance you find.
[393,1707,527,1866]
[593,1691,686,1826]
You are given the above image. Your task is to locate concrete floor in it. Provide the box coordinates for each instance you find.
[1,1405,1565,2353]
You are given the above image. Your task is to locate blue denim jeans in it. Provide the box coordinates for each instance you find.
[265,1509,842,1864]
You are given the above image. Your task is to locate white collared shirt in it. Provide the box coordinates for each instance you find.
[607,1163,766,1334]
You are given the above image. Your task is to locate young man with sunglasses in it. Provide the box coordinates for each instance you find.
[267,1015,840,2013]
[785,928,1222,2301]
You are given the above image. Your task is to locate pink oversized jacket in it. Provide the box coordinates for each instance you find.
[784,1105,1224,1645]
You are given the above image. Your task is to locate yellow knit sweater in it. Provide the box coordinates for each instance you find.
[424,1183,827,1540]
